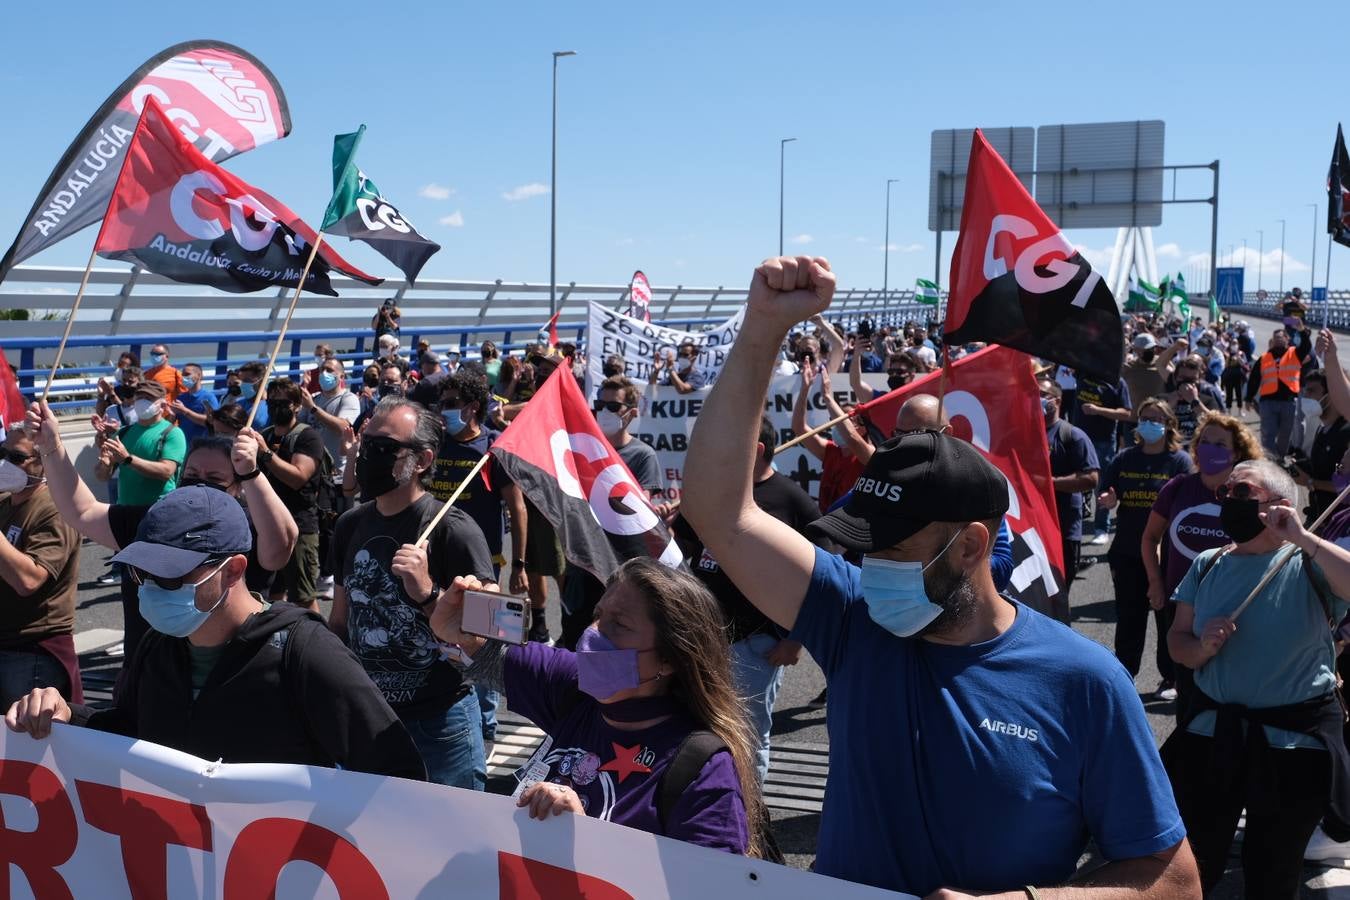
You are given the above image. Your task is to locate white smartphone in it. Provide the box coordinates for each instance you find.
[461,589,530,645]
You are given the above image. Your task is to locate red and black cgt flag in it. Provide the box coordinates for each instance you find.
[95,97,380,296]
[0,350,24,430]
[944,130,1123,381]
[489,366,682,581]
[1330,124,1350,249]
[857,345,1064,616]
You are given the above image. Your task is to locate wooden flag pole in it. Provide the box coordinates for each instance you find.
[40,245,99,403]
[934,347,950,424]
[416,451,492,548]
[774,408,853,456]
[242,234,324,431]
[1230,480,1350,621]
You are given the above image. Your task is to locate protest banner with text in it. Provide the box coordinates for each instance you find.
[0,726,910,899]
[586,301,745,390]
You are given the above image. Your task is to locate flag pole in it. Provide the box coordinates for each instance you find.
[774,408,854,455]
[243,235,324,431]
[416,451,492,548]
[1230,480,1350,621]
[935,346,949,423]
[40,245,99,403]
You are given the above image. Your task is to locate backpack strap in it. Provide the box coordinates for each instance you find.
[656,730,727,833]
[277,616,331,765]
[1196,544,1235,586]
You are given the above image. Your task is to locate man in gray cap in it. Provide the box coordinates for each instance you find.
[1123,329,1187,416]
[5,485,424,780]
[683,255,1198,898]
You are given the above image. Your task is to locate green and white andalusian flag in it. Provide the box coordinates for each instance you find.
[1167,272,1190,320]
[1125,275,1158,312]
[915,278,940,305]
[322,125,441,285]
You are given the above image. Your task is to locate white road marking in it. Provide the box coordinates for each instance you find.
[75,628,124,654]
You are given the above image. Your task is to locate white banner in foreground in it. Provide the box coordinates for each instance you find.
[586,301,746,389]
[0,725,910,899]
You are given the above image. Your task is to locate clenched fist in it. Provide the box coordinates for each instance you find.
[747,256,835,329]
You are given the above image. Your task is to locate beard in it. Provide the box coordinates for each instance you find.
[915,557,979,639]
[393,453,419,488]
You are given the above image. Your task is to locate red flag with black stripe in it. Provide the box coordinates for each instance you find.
[856,345,1064,615]
[488,366,682,580]
[94,96,380,297]
[944,130,1123,381]
[0,350,24,430]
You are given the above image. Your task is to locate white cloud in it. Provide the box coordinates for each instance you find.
[616,237,636,247]
[502,182,550,202]
[1155,242,1182,259]
[897,242,923,253]
[791,234,814,245]
[438,211,464,227]
[419,183,455,200]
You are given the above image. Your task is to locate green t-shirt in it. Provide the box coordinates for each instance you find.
[116,419,186,506]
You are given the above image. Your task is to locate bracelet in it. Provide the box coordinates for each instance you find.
[511,559,526,569]
[1023,887,1040,900]
[236,468,261,481]
[417,586,442,610]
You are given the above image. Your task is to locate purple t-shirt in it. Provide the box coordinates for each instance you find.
[1152,472,1229,597]
[503,643,749,853]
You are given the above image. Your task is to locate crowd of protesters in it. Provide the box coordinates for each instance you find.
[4,272,1350,896]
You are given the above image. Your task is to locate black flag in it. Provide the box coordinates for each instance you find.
[1331,124,1350,249]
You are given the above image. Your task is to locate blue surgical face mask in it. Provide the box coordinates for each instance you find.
[860,528,965,638]
[137,559,230,638]
[441,407,466,434]
[1136,420,1167,444]
[182,376,197,390]
[239,381,256,401]
[318,371,339,392]
[151,353,166,366]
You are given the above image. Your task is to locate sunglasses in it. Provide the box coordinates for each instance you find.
[593,400,628,413]
[360,436,418,458]
[128,556,228,591]
[1215,482,1262,502]
[1,447,34,465]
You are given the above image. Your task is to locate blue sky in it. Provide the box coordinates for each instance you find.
[0,1,1342,296]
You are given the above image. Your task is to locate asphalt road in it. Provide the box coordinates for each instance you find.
[63,313,1350,896]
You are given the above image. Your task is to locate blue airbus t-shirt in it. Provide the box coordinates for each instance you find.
[791,546,1184,895]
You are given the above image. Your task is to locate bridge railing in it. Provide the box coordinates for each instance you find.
[2,264,935,411]
[1221,290,1350,330]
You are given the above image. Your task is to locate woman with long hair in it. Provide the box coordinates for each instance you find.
[1141,411,1262,711]
[429,558,766,856]
[1096,398,1192,685]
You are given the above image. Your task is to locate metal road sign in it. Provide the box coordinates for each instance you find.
[1216,267,1245,307]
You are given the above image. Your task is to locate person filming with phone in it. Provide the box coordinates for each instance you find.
[427,559,767,858]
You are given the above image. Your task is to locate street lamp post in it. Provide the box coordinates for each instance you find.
[1257,230,1264,290]
[1278,218,1286,294]
[884,178,898,293]
[779,138,796,256]
[550,50,577,318]
[1309,204,1319,295]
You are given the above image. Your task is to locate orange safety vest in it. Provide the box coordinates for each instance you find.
[1258,347,1301,396]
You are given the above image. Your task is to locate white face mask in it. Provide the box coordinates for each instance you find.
[0,459,36,493]
[597,409,626,436]
[133,398,161,421]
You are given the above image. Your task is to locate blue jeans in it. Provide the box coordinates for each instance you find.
[0,648,70,711]
[1091,436,1117,533]
[1259,397,1298,457]
[730,632,784,785]
[401,691,486,790]
[475,686,499,742]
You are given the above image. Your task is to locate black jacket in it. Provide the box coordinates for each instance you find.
[71,603,425,780]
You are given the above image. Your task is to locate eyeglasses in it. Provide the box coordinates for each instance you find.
[128,556,228,591]
[360,436,418,459]
[593,400,628,413]
[1215,482,1261,502]
[0,447,34,465]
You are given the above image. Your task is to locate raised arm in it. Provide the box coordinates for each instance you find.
[1318,330,1350,422]
[684,256,835,631]
[24,401,119,548]
[848,335,876,403]
[819,367,873,464]
[232,429,299,572]
[790,364,828,461]
[811,315,847,377]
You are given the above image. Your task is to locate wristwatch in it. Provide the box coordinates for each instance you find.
[259,449,276,465]
[511,558,526,569]
[417,586,442,610]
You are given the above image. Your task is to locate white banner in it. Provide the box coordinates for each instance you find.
[631,373,890,503]
[586,301,746,390]
[0,725,909,899]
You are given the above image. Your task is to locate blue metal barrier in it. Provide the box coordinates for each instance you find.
[8,305,917,412]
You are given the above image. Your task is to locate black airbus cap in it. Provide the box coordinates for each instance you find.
[806,430,1009,553]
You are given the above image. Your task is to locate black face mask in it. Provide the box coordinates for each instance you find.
[378,384,403,398]
[1220,498,1265,544]
[180,477,233,493]
[114,384,136,401]
[887,373,913,390]
[1140,349,1157,364]
[226,383,242,397]
[363,374,379,389]
[356,448,403,498]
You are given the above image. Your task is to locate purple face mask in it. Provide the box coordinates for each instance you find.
[575,625,642,701]
[1335,471,1350,493]
[1197,443,1234,476]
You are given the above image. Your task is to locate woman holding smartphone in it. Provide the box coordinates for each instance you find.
[429,558,767,857]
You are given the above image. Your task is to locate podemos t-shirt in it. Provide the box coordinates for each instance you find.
[1152,472,1229,597]
[790,546,1184,895]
